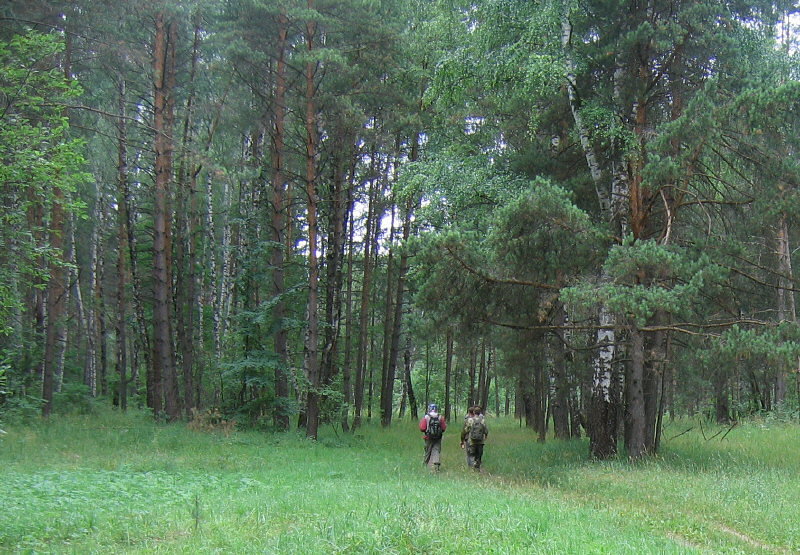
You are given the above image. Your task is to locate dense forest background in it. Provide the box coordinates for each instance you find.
[1,0,799,459]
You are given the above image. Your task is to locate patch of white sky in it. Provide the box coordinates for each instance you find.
[775,10,800,54]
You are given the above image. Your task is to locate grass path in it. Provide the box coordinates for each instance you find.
[1,410,799,553]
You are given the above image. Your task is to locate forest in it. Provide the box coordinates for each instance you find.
[1,0,800,461]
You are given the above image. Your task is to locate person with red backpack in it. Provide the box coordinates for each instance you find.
[419,403,447,471]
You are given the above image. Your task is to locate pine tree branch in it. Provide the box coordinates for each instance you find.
[442,244,559,290]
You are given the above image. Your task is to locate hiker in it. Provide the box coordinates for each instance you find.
[419,403,447,471]
[461,406,476,467]
[461,405,488,471]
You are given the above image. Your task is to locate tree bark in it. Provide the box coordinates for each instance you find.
[776,214,795,403]
[561,4,621,458]
[444,328,453,422]
[42,186,66,418]
[152,11,179,420]
[379,189,397,427]
[41,23,73,417]
[66,214,89,394]
[353,152,381,428]
[271,8,291,431]
[404,333,417,420]
[321,126,354,425]
[116,76,130,411]
[551,303,571,439]
[383,191,414,427]
[341,204,356,431]
[626,324,646,459]
[303,0,321,439]
[174,17,204,417]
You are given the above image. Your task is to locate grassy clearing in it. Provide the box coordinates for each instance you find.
[1,410,798,554]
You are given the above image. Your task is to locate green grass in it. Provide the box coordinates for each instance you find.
[1,410,798,553]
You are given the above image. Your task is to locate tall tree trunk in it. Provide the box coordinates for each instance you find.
[588,306,618,458]
[714,367,730,424]
[562,5,621,458]
[122,101,150,410]
[41,23,74,417]
[42,189,66,418]
[477,343,488,411]
[152,12,179,420]
[551,303,571,439]
[379,194,397,427]
[116,77,130,411]
[468,346,477,407]
[175,17,204,417]
[444,328,453,422]
[482,349,493,415]
[519,362,535,429]
[271,8,291,431]
[321,127,354,425]
[26,194,46,397]
[67,214,90,394]
[382,135,420,428]
[382,194,414,427]
[776,214,794,404]
[643,314,668,453]
[94,210,108,397]
[532,337,547,441]
[341,205,356,431]
[626,324,646,459]
[353,153,381,428]
[303,1,321,439]
[404,333,418,420]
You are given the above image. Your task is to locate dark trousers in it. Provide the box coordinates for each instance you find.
[468,443,484,470]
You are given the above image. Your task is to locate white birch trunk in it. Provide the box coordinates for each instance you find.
[562,2,624,457]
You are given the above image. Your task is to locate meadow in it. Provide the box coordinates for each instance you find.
[1,409,798,554]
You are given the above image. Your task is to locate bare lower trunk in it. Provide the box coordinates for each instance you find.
[551,303,571,439]
[626,324,646,459]
[588,305,618,458]
[444,329,453,421]
[383,196,413,427]
[353,156,380,428]
[404,334,417,420]
[341,206,356,431]
[379,199,397,427]
[776,215,795,403]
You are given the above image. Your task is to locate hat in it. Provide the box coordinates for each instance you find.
[428,403,438,412]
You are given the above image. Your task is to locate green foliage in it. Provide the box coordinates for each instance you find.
[0,31,88,335]
[712,323,800,368]
[401,153,526,231]
[52,383,97,416]
[489,179,604,280]
[0,350,43,423]
[563,240,730,327]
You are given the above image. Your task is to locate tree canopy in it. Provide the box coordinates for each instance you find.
[1,0,799,459]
